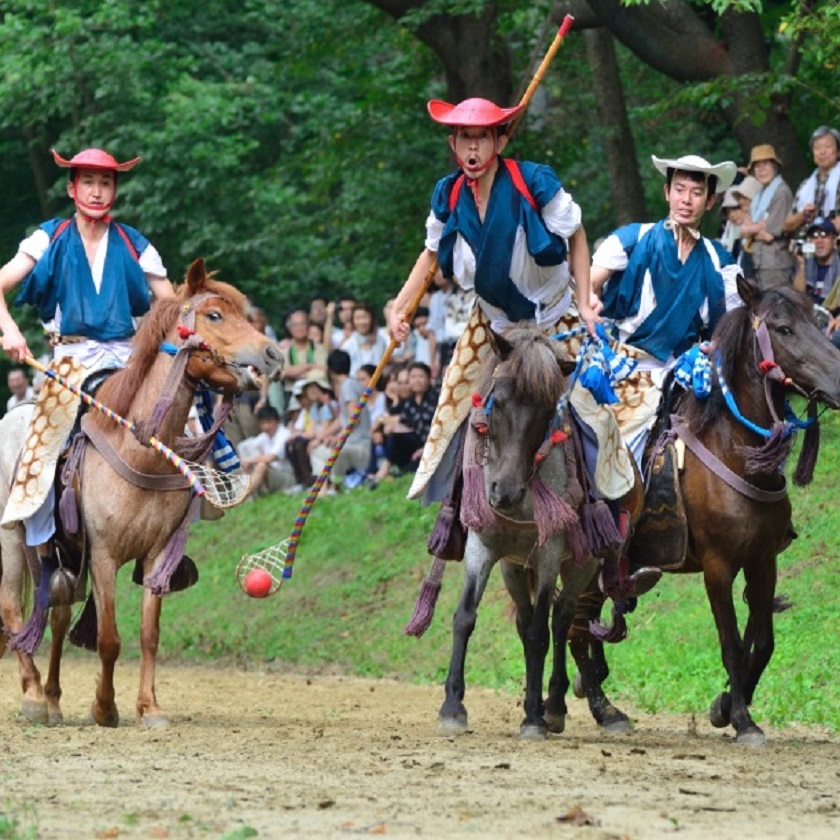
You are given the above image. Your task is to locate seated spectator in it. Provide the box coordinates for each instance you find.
[410,306,436,374]
[278,308,328,406]
[341,302,388,374]
[309,350,371,491]
[6,367,35,412]
[308,320,325,347]
[237,405,296,497]
[381,362,438,474]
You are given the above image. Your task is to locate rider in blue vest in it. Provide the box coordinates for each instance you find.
[0,147,175,369]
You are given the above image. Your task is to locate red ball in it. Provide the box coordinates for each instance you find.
[244,568,273,598]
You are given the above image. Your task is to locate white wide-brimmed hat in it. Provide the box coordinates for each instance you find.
[732,175,761,202]
[651,154,737,194]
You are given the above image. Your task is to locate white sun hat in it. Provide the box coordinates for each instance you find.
[651,154,737,194]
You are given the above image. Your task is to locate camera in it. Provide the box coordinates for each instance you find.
[795,239,816,256]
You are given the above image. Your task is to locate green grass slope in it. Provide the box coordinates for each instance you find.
[101,411,839,730]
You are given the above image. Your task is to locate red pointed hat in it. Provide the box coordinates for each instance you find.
[427,97,524,128]
[51,148,141,172]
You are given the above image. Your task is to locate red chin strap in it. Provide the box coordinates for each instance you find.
[72,171,116,226]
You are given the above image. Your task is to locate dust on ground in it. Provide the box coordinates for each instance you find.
[1,657,837,839]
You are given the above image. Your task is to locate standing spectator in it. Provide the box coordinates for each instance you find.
[246,305,278,341]
[309,350,371,492]
[341,302,388,374]
[793,216,840,314]
[237,405,296,497]
[784,125,840,237]
[324,294,356,351]
[308,294,329,330]
[6,367,35,412]
[739,144,794,289]
[278,308,327,406]
[381,362,438,474]
[308,320,325,347]
[427,268,455,379]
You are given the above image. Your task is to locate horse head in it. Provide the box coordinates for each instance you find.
[482,325,572,512]
[737,274,840,409]
[175,258,283,394]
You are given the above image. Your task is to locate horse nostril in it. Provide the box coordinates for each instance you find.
[265,344,282,363]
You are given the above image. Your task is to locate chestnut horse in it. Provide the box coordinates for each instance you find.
[437,324,599,739]
[0,258,282,727]
[558,276,840,746]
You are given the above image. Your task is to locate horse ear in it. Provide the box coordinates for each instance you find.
[185,258,208,294]
[736,272,762,310]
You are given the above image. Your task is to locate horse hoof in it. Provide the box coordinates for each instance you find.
[519,722,548,741]
[572,672,585,699]
[735,727,766,747]
[544,712,566,734]
[436,714,469,736]
[91,702,120,728]
[601,715,634,735]
[21,698,48,724]
[47,711,65,727]
[709,693,731,728]
[139,714,171,729]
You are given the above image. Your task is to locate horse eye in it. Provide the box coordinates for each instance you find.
[776,325,793,337]
[205,310,223,322]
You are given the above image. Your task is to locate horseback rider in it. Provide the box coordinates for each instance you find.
[584,154,741,596]
[0,147,175,595]
[387,97,598,502]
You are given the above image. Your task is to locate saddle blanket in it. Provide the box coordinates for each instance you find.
[1,357,83,529]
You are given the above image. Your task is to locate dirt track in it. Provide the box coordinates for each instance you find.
[1,657,838,839]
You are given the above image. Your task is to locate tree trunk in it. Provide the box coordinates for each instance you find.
[584,28,646,224]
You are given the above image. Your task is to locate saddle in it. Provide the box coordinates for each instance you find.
[627,373,689,573]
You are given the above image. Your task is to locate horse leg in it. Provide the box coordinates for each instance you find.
[437,540,494,735]
[545,589,573,734]
[90,558,121,727]
[136,587,169,727]
[501,561,554,740]
[740,562,777,708]
[42,604,71,725]
[703,559,764,746]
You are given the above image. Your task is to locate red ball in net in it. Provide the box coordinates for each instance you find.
[244,568,273,598]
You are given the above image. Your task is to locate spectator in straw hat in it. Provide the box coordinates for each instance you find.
[738,144,794,289]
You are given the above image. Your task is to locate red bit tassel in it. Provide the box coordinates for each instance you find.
[471,392,484,408]
[178,325,196,339]
[758,360,777,375]
[550,429,568,445]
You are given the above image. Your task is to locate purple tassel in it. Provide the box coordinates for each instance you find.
[69,594,98,651]
[589,608,628,644]
[739,423,793,475]
[793,409,819,487]
[530,475,579,546]
[773,593,794,613]
[427,500,466,561]
[8,598,48,655]
[565,520,591,567]
[460,464,494,531]
[403,558,447,638]
[58,486,79,536]
[582,500,622,555]
[146,496,199,595]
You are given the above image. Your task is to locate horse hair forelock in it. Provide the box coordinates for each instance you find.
[95,275,248,420]
[485,325,566,405]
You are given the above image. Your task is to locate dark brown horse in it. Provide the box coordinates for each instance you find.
[436,324,600,739]
[557,275,840,745]
[0,259,282,727]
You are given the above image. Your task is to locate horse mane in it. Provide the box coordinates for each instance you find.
[481,324,567,404]
[96,275,249,419]
[682,285,811,434]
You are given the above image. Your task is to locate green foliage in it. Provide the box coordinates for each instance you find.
[89,412,840,732]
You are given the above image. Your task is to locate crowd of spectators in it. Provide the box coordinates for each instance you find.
[231,273,471,498]
[717,124,840,348]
